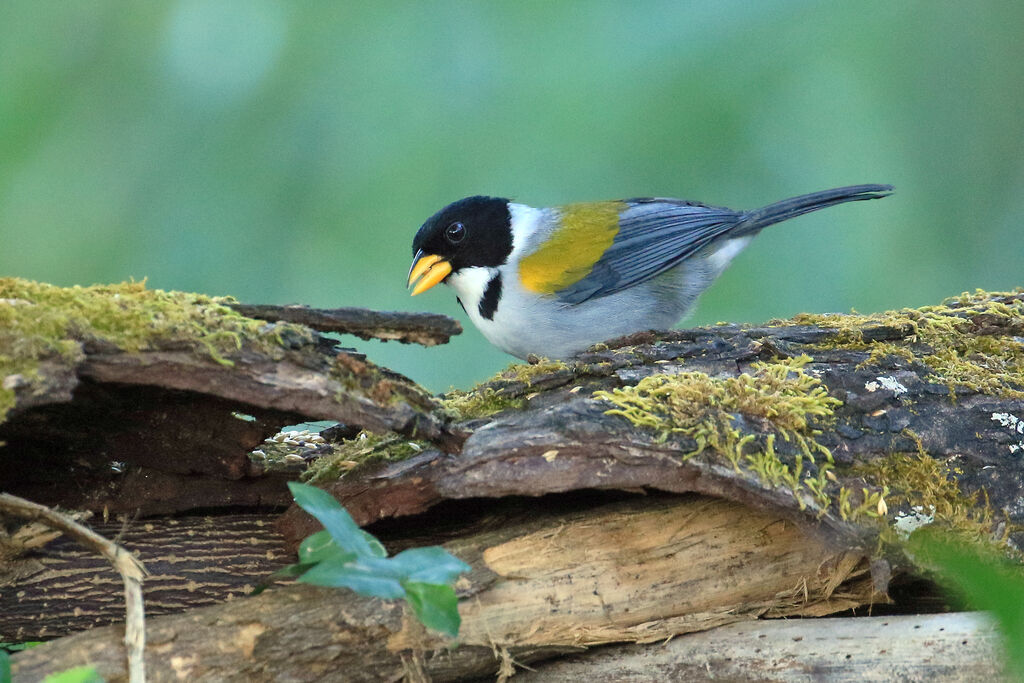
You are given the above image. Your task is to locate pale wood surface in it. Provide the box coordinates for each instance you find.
[519,611,1006,682]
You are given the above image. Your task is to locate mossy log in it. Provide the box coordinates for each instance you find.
[282,289,1024,559]
[0,279,460,517]
[3,282,1024,680]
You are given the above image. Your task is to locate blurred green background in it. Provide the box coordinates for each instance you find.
[1,2,1021,392]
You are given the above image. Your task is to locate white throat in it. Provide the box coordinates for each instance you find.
[446,266,496,312]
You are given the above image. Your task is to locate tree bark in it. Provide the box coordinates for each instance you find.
[1,514,288,642]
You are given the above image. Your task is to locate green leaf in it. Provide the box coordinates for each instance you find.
[298,556,405,599]
[287,482,375,558]
[42,666,105,683]
[403,582,461,638]
[0,642,42,652]
[1,650,10,683]
[389,546,471,584]
[361,530,388,558]
[298,529,361,564]
[910,529,1024,679]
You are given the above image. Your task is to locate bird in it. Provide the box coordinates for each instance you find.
[407,184,892,360]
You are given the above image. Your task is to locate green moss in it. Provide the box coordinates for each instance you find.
[782,289,1024,400]
[441,387,526,420]
[592,355,883,516]
[302,430,430,485]
[595,347,1010,546]
[435,358,569,421]
[0,277,309,422]
[595,355,837,458]
[849,445,1000,548]
[492,357,570,385]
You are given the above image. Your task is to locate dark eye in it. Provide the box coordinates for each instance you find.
[445,222,466,244]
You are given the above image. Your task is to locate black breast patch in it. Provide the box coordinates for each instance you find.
[478,272,502,320]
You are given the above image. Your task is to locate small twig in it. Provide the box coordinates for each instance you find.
[0,493,148,683]
[229,303,462,346]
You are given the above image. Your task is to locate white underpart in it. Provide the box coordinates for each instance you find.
[705,236,753,274]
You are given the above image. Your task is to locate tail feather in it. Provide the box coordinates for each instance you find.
[735,184,893,235]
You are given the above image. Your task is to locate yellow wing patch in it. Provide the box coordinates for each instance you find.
[518,201,624,294]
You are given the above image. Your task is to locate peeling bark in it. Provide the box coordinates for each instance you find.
[228,303,462,346]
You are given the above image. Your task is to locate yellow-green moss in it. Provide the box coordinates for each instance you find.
[0,278,310,422]
[595,355,837,460]
[302,430,429,484]
[591,355,885,517]
[491,358,570,385]
[783,289,1024,400]
[441,388,526,421]
[594,348,1011,543]
[850,447,1000,547]
[436,358,568,421]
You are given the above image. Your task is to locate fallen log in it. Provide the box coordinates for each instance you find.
[10,494,878,681]
[281,290,1024,561]
[0,278,460,517]
[3,282,1024,681]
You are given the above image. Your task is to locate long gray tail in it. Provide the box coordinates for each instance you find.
[734,184,893,235]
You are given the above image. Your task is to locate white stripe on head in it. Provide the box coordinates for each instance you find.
[507,203,547,259]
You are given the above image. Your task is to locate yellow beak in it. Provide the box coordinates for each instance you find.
[407,251,453,296]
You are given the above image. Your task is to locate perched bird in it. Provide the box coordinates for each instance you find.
[408,184,892,360]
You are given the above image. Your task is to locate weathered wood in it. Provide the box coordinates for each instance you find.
[518,611,1007,682]
[228,303,462,346]
[1,514,288,641]
[10,495,878,681]
[4,284,1023,681]
[281,292,1024,557]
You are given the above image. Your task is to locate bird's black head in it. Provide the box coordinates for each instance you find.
[412,196,512,271]
[407,196,512,295]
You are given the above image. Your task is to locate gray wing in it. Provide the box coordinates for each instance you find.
[555,199,743,304]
